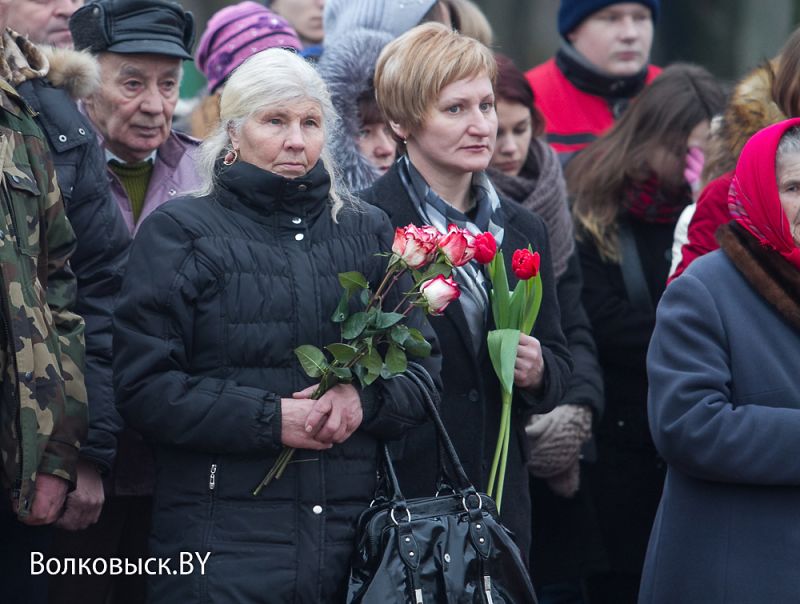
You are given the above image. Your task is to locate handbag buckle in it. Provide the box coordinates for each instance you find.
[462,493,483,512]
[390,507,412,525]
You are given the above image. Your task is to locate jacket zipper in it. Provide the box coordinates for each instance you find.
[209,463,217,491]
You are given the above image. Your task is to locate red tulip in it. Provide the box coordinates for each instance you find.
[511,249,540,280]
[419,275,460,315]
[391,224,441,269]
[438,225,476,267]
[473,232,497,264]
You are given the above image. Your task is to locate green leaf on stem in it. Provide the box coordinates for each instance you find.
[352,363,366,387]
[521,274,543,335]
[326,343,359,364]
[384,344,408,375]
[331,366,353,382]
[342,312,369,339]
[339,271,369,292]
[488,252,511,328]
[390,324,410,346]
[487,328,520,395]
[508,278,527,330]
[295,345,329,378]
[360,288,371,306]
[361,347,383,386]
[405,328,432,358]
[376,311,405,329]
[331,290,351,323]
[418,262,452,282]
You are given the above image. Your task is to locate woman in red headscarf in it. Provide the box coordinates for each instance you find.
[640,118,800,604]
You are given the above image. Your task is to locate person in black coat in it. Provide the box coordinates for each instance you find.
[112,49,441,603]
[564,64,725,604]
[362,24,572,560]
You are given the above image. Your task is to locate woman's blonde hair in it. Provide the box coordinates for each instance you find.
[374,22,496,133]
[195,48,355,219]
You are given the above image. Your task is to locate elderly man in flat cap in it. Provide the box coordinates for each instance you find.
[45,2,200,603]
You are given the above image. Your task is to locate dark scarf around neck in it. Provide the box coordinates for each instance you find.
[625,173,692,224]
[488,138,574,279]
[556,42,649,116]
[717,221,800,331]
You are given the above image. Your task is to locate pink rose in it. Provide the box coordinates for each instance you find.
[438,225,476,267]
[420,275,460,315]
[392,224,441,269]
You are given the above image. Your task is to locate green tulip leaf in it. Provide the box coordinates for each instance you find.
[487,328,519,395]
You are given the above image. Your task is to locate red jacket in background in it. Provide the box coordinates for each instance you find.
[668,171,734,283]
[526,58,662,157]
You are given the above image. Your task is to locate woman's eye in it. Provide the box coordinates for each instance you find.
[358,128,370,139]
[446,105,461,114]
[479,102,494,112]
[305,119,320,128]
[268,118,282,126]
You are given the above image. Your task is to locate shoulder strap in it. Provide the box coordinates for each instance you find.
[618,217,654,313]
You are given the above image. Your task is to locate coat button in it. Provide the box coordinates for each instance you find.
[58,134,67,143]
[78,128,86,135]
[297,184,308,192]
[291,217,302,224]
[617,420,625,427]
[295,233,304,241]
[468,389,479,402]
[23,371,33,382]
[168,188,177,196]
[312,505,323,515]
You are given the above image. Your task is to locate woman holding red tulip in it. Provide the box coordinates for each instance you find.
[361,23,572,560]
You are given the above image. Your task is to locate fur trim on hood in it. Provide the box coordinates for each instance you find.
[703,62,786,184]
[42,47,100,99]
[317,28,393,193]
[1,29,99,99]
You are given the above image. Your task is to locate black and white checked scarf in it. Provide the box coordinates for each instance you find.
[398,156,505,352]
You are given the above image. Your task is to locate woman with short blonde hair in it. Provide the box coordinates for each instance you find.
[361,23,572,561]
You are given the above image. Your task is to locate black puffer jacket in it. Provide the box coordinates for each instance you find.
[113,160,441,603]
[17,50,130,472]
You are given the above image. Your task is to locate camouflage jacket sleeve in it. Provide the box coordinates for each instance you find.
[29,110,87,485]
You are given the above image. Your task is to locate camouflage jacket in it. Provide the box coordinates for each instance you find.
[0,74,87,519]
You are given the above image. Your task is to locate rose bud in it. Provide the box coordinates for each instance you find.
[473,232,497,264]
[438,225,476,267]
[420,275,461,315]
[511,249,540,280]
[392,224,440,269]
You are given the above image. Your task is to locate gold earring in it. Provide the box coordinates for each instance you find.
[223,148,239,166]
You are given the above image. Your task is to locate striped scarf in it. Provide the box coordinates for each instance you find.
[398,156,505,352]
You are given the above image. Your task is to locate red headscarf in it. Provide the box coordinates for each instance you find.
[728,118,800,271]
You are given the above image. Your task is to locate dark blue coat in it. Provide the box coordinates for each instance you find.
[113,160,441,603]
[641,248,800,604]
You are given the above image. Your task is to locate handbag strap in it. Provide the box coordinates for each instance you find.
[618,217,654,313]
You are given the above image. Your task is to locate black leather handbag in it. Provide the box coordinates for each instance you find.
[346,367,538,604]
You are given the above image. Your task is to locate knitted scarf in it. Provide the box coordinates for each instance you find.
[488,137,574,279]
[625,173,692,224]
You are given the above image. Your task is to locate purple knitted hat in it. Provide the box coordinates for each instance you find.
[196,1,301,93]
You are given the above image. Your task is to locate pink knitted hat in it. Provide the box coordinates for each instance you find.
[196,1,302,93]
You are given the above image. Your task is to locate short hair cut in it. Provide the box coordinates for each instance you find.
[195,48,355,218]
[374,22,496,132]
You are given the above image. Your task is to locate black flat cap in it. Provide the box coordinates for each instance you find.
[70,0,195,60]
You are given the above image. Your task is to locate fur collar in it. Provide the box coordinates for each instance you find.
[717,221,800,330]
[1,28,99,99]
[704,63,786,184]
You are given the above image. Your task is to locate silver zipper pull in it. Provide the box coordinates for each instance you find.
[209,463,217,490]
[484,575,494,604]
[414,588,423,604]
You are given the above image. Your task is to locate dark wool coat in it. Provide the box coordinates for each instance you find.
[113,160,441,603]
[640,240,800,604]
[576,213,674,575]
[17,49,130,473]
[360,165,572,559]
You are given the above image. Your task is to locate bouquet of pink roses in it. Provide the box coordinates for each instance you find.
[253,223,497,495]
